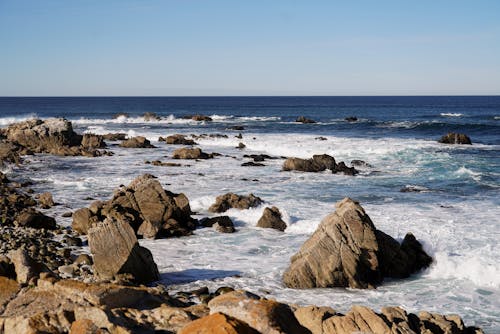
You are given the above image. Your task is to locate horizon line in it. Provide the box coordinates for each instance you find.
[1,94,499,98]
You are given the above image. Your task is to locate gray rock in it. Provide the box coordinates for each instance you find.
[257,207,287,231]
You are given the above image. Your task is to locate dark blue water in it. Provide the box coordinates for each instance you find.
[1,96,500,144]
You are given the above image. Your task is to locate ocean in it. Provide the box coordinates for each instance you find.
[1,96,499,331]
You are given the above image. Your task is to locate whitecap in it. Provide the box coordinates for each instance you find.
[441,113,463,117]
[0,114,38,126]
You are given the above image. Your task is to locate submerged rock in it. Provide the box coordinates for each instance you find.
[257,207,287,231]
[283,154,358,175]
[283,198,432,289]
[296,116,317,124]
[209,193,263,213]
[438,132,472,145]
[88,217,160,284]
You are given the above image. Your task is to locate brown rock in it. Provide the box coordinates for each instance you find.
[283,198,432,289]
[208,290,310,334]
[283,154,358,175]
[0,140,22,166]
[119,136,156,148]
[0,277,20,313]
[184,115,213,122]
[294,306,336,334]
[72,208,99,235]
[209,193,263,213]
[38,191,55,208]
[179,313,259,334]
[87,218,160,284]
[102,133,127,141]
[143,112,160,121]
[8,249,50,284]
[161,134,197,145]
[322,305,392,334]
[257,206,287,231]
[172,147,213,159]
[296,116,317,124]
[81,134,106,149]
[438,132,472,145]
[15,208,57,230]
[70,319,104,334]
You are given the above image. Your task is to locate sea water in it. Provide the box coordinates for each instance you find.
[1,96,499,331]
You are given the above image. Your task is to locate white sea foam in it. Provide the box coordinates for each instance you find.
[0,114,38,126]
[440,113,463,117]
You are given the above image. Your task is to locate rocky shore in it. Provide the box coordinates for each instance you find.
[0,118,484,333]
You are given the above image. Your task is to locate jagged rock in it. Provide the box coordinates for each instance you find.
[439,132,472,145]
[209,193,263,213]
[87,218,160,284]
[257,207,287,231]
[0,140,22,166]
[15,208,57,230]
[119,136,156,148]
[69,319,102,334]
[283,154,358,175]
[172,147,213,159]
[283,198,432,289]
[351,159,372,168]
[213,217,235,233]
[72,174,196,239]
[159,134,197,145]
[37,192,55,209]
[8,249,50,284]
[208,290,311,334]
[81,134,106,149]
[296,116,317,124]
[294,306,337,334]
[102,133,127,141]
[179,313,259,334]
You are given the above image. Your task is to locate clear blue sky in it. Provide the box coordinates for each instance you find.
[1,0,499,96]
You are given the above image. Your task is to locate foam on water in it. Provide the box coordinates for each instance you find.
[441,113,463,117]
[0,114,38,126]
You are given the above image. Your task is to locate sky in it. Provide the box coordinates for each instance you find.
[1,0,499,96]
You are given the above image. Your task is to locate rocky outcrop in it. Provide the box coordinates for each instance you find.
[102,133,127,141]
[72,174,196,239]
[159,134,197,145]
[257,207,287,231]
[283,154,358,175]
[172,147,213,159]
[88,218,160,283]
[283,198,432,289]
[209,193,263,213]
[119,136,156,148]
[0,118,107,156]
[296,116,317,124]
[0,140,23,166]
[179,312,259,334]
[208,290,310,334]
[439,132,472,145]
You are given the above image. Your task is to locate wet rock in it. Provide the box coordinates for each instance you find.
[0,140,22,166]
[315,136,327,141]
[119,136,156,148]
[159,134,197,145]
[81,134,106,149]
[283,154,358,175]
[213,217,236,233]
[227,125,245,131]
[241,161,265,167]
[283,198,432,289]
[345,116,358,122]
[88,217,160,284]
[296,116,317,124]
[184,115,213,122]
[179,313,260,334]
[209,193,263,213]
[172,147,213,159]
[257,207,287,231]
[15,208,57,230]
[146,160,183,167]
[143,112,160,121]
[237,142,246,149]
[208,290,310,334]
[102,133,127,141]
[37,192,55,209]
[350,159,372,168]
[243,154,277,162]
[438,132,472,145]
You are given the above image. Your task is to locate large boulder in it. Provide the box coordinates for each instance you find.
[72,174,196,239]
[179,313,259,334]
[209,193,263,213]
[257,207,287,231]
[438,132,472,145]
[87,218,160,284]
[8,249,50,284]
[283,198,432,289]
[159,134,197,145]
[172,147,213,159]
[208,290,311,334]
[283,154,358,175]
[119,136,156,148]
[15,208,57,230]
[81,134,106,149]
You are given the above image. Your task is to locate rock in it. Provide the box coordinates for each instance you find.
[143,112,160,121]
[183,115,213,122]
[179,313,259,334]
[88,218,160,284]
[81,134,106,149]
[283,198,432,289]
[241,161,265,167]
[72,208,98,235]
[213,217,236,233]
[237,142,246,149]
[323,305,392,333]
[0,277,20,313]
[296,116,317,124]
[0,255,16,279]
[160,134,197,145]
[243,154,277,162]
[0,140,22,166]
[257,207,287,231]
[15,208,57,230]
[315,137,327,141]
[119,136,156,148]
[209,193,263,213]
[438,132,472,145]
[227,126,245,131]
[69,319,102,334]
[172,147,213,159]
[350,159,372,168]
[102,133,127,141]
[283,154,358,175]
[37,192,55,208]
[208,290,310,334]
[294,306,337,334]
[147,160,183,167]
[345,116,358,122]
[8,249,50,284]
[73,254,93,266]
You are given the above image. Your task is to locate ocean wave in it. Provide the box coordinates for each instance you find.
[0,114,39,126]
[440,113,463,117]
[454,166,482,181]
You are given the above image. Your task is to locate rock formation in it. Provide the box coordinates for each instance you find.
[172,147,213,159]
[283,154,358,175]
[257,207,287,231]
[119,136,156,148]
[438,132,472,145]
[159,134,197,145]
[209,193,263,213]
[296,116,317,124]
[283,198,432,289]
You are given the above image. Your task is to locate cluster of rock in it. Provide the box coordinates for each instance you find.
[0,118,109,158]
[283,198,433,289]
[72,174,196,239]
[283,154,358,175]
[439,132,472,145]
